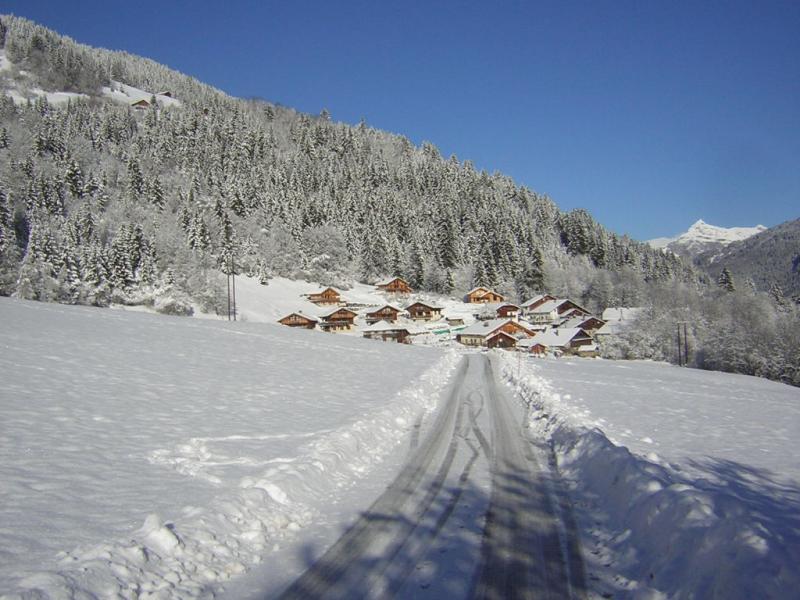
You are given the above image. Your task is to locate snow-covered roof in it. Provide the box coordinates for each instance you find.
[375,277,408,286]
[405,301,443,311]
[466,286,491,296]
[479,302,519,311]
[366,303,403,313]
[527,327,589,348]
[528,299,560,314]
[317,306,357,319]
[362,320,410,333]
[279,311,319,322]
[560,315,603,329]
[521,294,553,308]
[458,318,515,337]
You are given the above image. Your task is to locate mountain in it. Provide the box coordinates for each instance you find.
[0,14,694,315]
[695,218,800,298]
[648,219,767,257]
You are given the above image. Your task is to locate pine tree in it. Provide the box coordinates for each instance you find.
[717,267,735,292]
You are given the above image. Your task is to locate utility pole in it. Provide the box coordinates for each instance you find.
[226,255,237,321]
[676,321,689,366]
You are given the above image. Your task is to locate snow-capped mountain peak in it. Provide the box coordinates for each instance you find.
[648,220,767,256]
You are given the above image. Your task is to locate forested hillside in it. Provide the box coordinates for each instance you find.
[0,14,689,313]
[1,15,798,386]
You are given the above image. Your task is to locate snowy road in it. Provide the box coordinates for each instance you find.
[278,354,586,599]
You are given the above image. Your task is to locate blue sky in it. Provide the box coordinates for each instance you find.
[4,1,799,240]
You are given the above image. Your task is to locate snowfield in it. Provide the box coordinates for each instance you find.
[2,290,799,599]
[503,355,800,599]
[0,297,456,598]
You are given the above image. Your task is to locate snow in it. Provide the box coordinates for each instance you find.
[0,296,459,598]
[101,80,182,108]
[647,219,767,253]
[502,355,800,599]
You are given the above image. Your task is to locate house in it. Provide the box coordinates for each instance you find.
[521,293,557,313]
[376,277,412,294]
[474,302,521,321]
[446,317,466,327]
[365,304,403,325]
[456,318,536,347]
[486,330,518,349]
[465,287,505,304]
[306,287,342,306]
[559,315,606,334]
[131,99,150,110]
[405,301,443,321]
[362,320,412,344]
[528,299,590,324]
[318,307,358,332]
[278,312,319,329]
[156,91,173,98]
[519,327,594,355]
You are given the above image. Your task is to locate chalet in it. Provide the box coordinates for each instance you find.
[474,302,520,321]
[156,91,173,98]
[486,330,518,349]
[318,307,358,332]
[456,318,536,347]
[365,304,404,325]
[278,312,319,329]
[521,293,557,313]
[362,320,412,344]
[518,327,594,355]
[405,301,443,321]
[560,315,606,334]
[131,99,150,110]
[465,287,505,304]
[528,299,590,324]
[446,317,466,327]
[376,277,412,294]
[306,287,342,306]
[597,307,645,337]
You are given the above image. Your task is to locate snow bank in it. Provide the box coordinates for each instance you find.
[4,347,460,599]
[500,356,800,599]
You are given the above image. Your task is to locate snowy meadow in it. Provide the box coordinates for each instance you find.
[0,297,456,598]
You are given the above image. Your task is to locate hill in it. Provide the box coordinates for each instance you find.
[0,13,692,316]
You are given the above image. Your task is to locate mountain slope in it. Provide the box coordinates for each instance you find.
[0,13,694,316]
[695,218,800,297]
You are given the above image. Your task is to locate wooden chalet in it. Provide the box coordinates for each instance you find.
[528,298,590,324]
[475,302,520,321]
[486,330,518,349]
[518,327,594,355]
[560,315,606,334]
[376,277,412,294]
[495,302,520,319]
[405,301,443,322]
[465,287,505,304]
[156,91,173,98]
[456,318,536,347]
[318,307,358,332]
[131,99,150,110]
[306,287,342,306]
[365,304,403,325]
[362,321,412,344]
[278,312,319,329]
